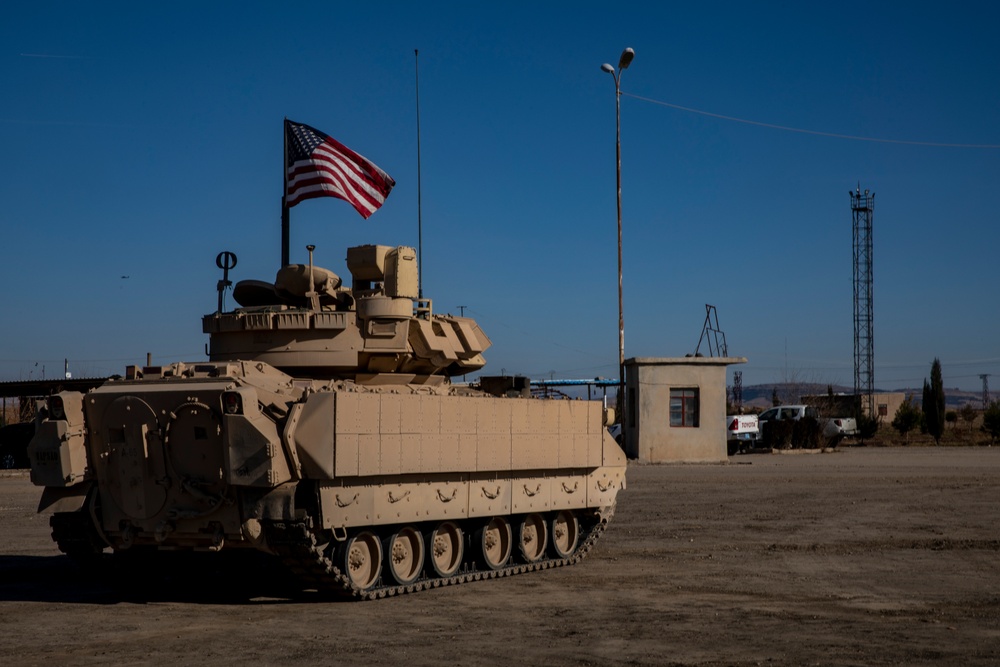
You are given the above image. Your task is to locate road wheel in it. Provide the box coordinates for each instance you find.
[516,513,548,563]
[475,517,512,570]
[427,521,464,578]
[339,531,382,591]
[384,526,424,586]
[549,510,579,559]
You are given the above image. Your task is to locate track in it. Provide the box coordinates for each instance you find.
[263,506,616,600]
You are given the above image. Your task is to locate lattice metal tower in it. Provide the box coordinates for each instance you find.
[981,374,992,408]
[851,186,875,418]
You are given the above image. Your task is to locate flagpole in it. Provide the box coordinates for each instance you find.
[415,48,424,299]
[281,117,290,267]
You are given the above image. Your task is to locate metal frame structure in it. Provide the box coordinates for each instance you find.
[851,186,875,418]
[695,304,728,358]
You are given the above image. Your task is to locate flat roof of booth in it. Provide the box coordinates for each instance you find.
[625,357,747,366]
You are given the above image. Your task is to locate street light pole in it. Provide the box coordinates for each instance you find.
[602,47,634,427]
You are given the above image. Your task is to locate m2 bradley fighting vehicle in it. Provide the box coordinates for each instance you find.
[28,243,626,599]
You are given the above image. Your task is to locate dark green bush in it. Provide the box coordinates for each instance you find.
[857,414,879,439]
[762,418,822,449]
[762,420,793,449]
[792,417,822,449]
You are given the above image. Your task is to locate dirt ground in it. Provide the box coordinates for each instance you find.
[1,446,998,666]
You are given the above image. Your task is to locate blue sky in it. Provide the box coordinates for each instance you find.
[2,2,998,393]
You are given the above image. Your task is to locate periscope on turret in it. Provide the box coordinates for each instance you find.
[26,243,626,599]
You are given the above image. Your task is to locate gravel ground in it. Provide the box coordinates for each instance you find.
[1,446,998,666]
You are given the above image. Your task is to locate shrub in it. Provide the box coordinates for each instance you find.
[763,419,793,449]
[793,417,822,449]
[892,395,922,443]
[960,404,977,433]
[857,414,879,439]
[761,417,822,449]
[982,402,1000,445]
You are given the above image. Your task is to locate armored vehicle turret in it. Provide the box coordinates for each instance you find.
[28,243,626,599]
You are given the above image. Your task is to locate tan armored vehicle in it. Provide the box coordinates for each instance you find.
[28,243,626,599]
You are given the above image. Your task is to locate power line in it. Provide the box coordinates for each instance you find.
[0,352,202,364]
[623,92,1000,149]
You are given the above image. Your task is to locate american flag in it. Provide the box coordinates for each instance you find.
[284,119,395,218]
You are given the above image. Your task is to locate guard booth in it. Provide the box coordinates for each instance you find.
[623,356,747,463]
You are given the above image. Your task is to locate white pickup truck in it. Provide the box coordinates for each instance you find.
[726,414,760,455]
[757,405,859,445]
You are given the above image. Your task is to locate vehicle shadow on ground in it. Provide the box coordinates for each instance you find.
[0,553,322,605]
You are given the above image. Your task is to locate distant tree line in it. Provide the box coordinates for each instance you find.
[891,358,1000,444]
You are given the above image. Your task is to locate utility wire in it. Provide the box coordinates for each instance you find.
[623,92,1000,149]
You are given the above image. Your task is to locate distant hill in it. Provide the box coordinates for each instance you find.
[737,383,993,410]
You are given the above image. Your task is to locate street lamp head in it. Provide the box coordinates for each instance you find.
[601,63,614,74]
[619,47,635,70]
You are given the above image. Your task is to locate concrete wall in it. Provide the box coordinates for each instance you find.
[872,392,907,424]
[624,357,746,463]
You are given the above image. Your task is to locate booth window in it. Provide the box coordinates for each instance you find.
[670,388,699,427]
